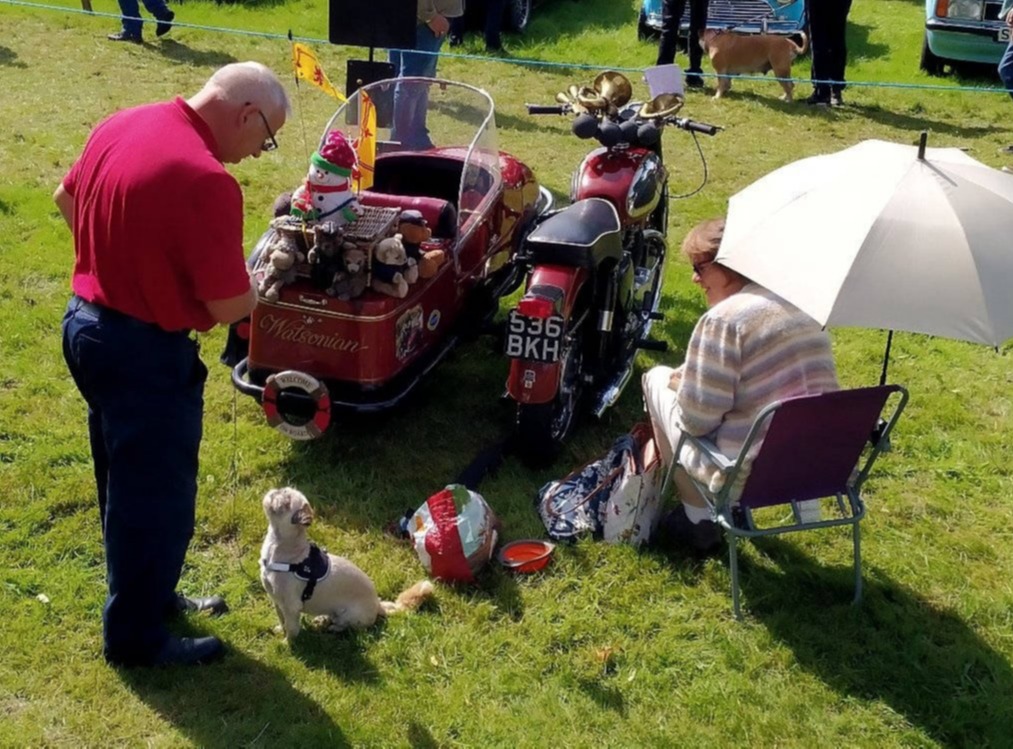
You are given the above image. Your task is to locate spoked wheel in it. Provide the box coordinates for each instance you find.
[515,324,584,467]
[504,0,532,32]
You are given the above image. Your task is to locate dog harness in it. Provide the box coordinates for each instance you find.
[261,543,331,602]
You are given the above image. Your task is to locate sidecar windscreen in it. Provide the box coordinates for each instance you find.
[327,77,500,249]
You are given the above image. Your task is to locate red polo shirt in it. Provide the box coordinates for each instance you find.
[63,97,251,332]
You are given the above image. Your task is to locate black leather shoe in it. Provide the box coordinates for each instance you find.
[155,10,174,37]
[153,636,225,666]
[107,31,142,43]
[680,69,705,87]
[174,593,229,617]
[655,505,722,557]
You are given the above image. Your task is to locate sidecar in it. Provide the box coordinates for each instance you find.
[224,78,550,438]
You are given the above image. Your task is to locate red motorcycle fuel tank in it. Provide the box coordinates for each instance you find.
[572,147,664,225]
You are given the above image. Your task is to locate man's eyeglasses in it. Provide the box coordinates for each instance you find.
[692,260,713,276]
[257,110,279,152]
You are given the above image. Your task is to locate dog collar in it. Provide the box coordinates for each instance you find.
[261,543,331,602]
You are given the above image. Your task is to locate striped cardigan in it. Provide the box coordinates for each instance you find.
[675,283,839,494]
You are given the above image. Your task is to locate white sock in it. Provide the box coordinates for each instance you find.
[683,503,711,525]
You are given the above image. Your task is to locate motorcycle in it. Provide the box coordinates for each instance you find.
[504,69,720,464]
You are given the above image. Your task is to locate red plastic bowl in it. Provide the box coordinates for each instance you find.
[498,539,556,573]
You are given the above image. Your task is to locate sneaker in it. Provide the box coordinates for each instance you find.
[655,505,722,557]
[830,91,845,107]
[805,91,831,106]
[155,9,174,37]
[107,31,142,43]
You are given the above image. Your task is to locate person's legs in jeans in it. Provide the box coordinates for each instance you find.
[114,0,144,38]
[392,25,445,149]
[1000,41,1013,101]
[656,0,686,66]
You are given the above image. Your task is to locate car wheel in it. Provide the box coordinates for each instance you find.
[504,0,532,33]
[920,33,945,76]
[637,10,655,41]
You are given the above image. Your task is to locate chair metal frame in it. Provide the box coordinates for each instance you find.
[662,384,909,618]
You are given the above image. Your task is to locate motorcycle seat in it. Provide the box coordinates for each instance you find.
[524,197,623,269]
[359,191,458,240]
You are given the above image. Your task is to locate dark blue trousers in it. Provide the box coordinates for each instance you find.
[809,0,853,95]
[62,296,206,665]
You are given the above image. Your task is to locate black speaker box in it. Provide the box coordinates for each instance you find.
[329,0,416,50]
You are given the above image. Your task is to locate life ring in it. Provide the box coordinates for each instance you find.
[261,370,331,440]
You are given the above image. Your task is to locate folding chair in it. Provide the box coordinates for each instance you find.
[665,385,908,618]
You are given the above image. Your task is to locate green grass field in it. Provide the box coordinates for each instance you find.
[2,0,1013,745]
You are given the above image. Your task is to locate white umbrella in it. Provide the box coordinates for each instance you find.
[718,134,1013,381]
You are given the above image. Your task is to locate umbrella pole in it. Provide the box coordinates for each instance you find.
[879,330,894,386]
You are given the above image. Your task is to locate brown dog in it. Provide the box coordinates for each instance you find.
[699,30,808,102]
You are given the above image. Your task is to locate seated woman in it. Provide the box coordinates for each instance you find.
[642,217,839,555]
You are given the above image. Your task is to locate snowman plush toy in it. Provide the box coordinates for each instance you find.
[290,129,363,226]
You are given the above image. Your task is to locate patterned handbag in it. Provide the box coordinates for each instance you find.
[601,423,663,547]
[535,433,638,542]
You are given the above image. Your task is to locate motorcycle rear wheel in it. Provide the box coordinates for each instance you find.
[514,325,584,467]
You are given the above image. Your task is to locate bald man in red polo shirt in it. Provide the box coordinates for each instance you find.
[55,62,289,667]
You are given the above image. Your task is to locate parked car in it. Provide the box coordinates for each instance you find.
[922,0,1010,75]
[638,0,807,42]
[463,0,575,34]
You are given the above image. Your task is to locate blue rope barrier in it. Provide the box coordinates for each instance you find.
[3,0,1012,95]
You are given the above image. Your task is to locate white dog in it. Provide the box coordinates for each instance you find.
[260,487,433,639]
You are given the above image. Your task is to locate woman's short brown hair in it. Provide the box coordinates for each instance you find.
[681,217,726,263]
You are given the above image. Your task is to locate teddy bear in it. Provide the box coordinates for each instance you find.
[327,245,369,300]
[258,228,306,302]
[290,129,363,227]
[307,221,344,266]
[370,235,411,299]
[398,209,446,280]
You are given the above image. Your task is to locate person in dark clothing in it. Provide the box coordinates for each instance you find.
[657,0,710,88]
[449,0,507,52]
[806,0,853,106]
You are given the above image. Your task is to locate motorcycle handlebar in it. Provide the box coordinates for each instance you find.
[526,103,570,115]
[671,117,722,136]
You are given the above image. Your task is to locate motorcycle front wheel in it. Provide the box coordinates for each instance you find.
[514,324,584,467]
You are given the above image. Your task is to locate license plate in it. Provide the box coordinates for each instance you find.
[999,27,1011,43]
[505,311,565,363]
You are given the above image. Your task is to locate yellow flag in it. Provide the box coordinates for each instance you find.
[354,90,377,193]
[291,42,346,102]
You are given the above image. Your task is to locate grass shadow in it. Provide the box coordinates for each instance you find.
[151,39,238,68]
[286,626,383,684]
[577,677,627,715]
[0,45,27,69]
[120,646,350,746]
[847,21,890,63]
[696,86,1003,138]
[739,539,1013,745]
